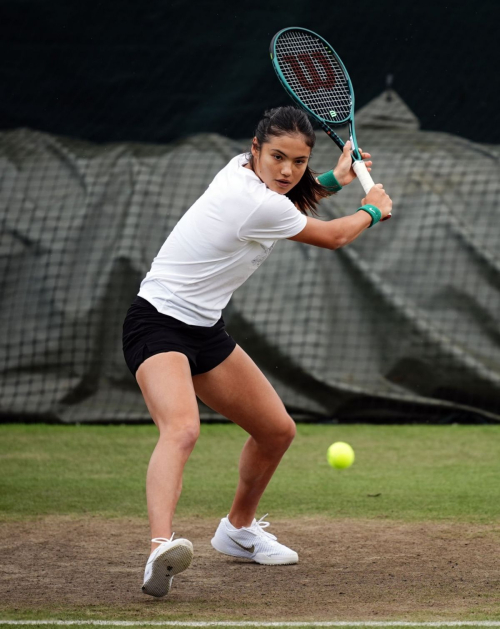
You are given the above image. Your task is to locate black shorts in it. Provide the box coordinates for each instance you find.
[122,296,237,378]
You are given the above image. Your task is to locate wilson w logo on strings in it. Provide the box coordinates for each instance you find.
[282,51,336,92]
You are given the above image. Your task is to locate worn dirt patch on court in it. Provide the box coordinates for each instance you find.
[1,516,499,621]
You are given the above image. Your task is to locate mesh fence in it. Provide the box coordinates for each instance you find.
[0,92,499,423]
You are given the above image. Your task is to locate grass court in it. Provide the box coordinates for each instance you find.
[0,423,499,627]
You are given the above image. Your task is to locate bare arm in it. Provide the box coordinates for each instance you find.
[290,184,393,250]
[290,212,371,249]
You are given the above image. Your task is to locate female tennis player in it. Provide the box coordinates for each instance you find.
[122,106,392,598]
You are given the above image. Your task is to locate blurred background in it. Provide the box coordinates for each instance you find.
[0,0,497,144]
[1,0,499,424]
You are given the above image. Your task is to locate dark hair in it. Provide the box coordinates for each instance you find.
[247,106,330,215]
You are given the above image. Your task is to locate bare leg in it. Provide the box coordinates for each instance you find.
[228,433,293,527]
[193,345,296,528]
[136,351,200,551]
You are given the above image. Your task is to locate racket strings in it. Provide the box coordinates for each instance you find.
[274,30,352,122]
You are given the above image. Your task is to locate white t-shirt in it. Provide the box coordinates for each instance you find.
[138,154,308,326]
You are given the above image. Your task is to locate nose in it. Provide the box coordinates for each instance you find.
[281,162,292,177]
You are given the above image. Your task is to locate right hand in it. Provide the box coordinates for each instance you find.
[363,183,392,219]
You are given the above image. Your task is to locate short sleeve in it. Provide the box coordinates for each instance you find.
[238,193,307,242]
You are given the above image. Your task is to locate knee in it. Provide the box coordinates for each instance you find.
[267,416,296,452]
[283,416,297,447]
[157,417,200,452]
[171,425,200,453]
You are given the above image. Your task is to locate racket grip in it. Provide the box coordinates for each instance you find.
[352,159,375,194]
[352,159,392,220]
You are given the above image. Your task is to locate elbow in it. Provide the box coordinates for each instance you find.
[330,236,348,250]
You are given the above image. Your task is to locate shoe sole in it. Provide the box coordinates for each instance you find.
[142,539,194,597]
[211,537,298,565]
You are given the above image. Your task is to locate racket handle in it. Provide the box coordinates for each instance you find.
[352,159,375,194]
[352,159,392,221]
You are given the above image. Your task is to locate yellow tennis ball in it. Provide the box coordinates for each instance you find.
[327,441,355,469]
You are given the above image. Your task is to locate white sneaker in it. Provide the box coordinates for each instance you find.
[211,514,298,565]
[142,534,194,597]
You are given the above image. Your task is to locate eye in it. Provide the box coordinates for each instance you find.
[273,154,282,160]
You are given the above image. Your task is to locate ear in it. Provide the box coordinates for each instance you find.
[251,137,260,158]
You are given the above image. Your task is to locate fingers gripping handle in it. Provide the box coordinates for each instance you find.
[352,159,375,194]
[352,160,392,221]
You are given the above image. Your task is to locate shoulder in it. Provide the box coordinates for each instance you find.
[216,153,253,183]
[210,154,267,204]
[211,154,253,186]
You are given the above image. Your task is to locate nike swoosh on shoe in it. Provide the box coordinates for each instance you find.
[228,536,255,553]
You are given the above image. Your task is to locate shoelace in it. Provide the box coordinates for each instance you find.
[151,533,175,544]
[249,514,277,541]
[146,533,176,566]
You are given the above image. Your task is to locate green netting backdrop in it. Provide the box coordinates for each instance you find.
[1,92,499,423]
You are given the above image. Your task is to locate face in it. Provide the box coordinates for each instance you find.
[250,133,311,194]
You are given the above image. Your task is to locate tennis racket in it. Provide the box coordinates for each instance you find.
[270,27,388,211]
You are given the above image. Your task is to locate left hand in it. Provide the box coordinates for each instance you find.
[333,140,372,187]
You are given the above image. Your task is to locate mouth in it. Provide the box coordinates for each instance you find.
[276,179,291,188]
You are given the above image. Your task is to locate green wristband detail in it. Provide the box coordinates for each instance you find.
[317,170,342,194]
[357,204,382,228]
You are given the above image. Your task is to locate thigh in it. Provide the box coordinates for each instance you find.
[192,345,292,439]
[136,352,200,432]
